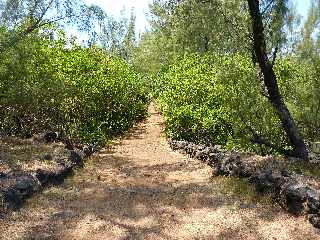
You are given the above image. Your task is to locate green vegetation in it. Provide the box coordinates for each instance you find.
[0,0,319,159]
[0,30,148,143]
[216,176,276,205]
[155,53,318,155]
[0,0,150,144]
[135,0,320,159]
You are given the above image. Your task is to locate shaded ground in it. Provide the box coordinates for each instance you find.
[0,104,319,240]
[0,137,67,173]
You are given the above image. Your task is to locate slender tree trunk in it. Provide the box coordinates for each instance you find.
[247,0,309,160]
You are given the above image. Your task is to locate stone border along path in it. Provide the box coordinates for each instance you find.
[0,103,319,239]
[169,140,320,229]
[0,134,96,215]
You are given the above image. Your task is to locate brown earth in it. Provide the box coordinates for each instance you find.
[0,136,68,173]
[0,104,319,240]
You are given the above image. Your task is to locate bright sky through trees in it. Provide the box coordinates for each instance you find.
[296,0,311,20]
[84,0,311,34]
[84,0,152,34]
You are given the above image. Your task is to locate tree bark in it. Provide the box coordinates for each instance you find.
[247,0,309,160]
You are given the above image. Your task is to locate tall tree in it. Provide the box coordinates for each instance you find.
[98,8,137,59]
[0,0,106,52]
[135,0,252,74]
[296,0,320,59]
[247,0,309,159]
[118,9,136,61]
[149,0,250,55]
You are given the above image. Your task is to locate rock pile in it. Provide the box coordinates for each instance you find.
[0,132,98,215]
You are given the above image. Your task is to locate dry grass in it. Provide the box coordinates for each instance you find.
[237,154,320,185]
[0,103,319,240]
[0,136,66,173]
[285,160,320,178]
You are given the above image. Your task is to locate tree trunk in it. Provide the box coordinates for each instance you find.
[247,0,309,160]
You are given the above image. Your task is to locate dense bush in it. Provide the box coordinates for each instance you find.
[0,30,149,143]
[156,53,319,154]
[275,58,320,142]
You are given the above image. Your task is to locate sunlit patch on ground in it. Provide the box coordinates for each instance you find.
[0,104,319,240]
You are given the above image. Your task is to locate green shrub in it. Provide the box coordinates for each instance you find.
[275,58,320,142]
[156,53,319,154]
[0,30,149,143]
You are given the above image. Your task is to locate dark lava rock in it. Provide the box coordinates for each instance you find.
[211,166,220,177]
[35,166,73,186]
[306,189,320,214]
[83,145,94,157]
[213,145,223,153]
[170,140,189,151]
[3,188,23,208]
[69,150,84,167]
[195,149,209,161]
[207,152,224,166]
[42,131,59,143]
[309,214,320,228]
[36,169,56,186]
[1,170,41,209]
[283,183,312,215]
[185,143,196,156]
[195,144,206,152]
[218,153,243,177]
[249,170,287,193]
[170,140,224,162]
[54,149,84,169]
[63,139,74,150]
[281,169,291,177]
[208,152,220,160]
[309,153,320,164]
[42,154,52,161]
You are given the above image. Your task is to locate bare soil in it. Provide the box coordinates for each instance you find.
[0,104,319,240]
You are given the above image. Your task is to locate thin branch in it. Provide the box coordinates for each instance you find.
[37,13,78,29]
[239,114,289,155]
[22,0,61,36]
[250,133,289,155]
[1,12,79,54]
[270,45,279,68]
[261,0,276,15]
[40,0,55,21]
[28,0,42,18]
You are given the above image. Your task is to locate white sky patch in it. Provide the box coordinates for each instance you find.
[84,0,152,34]
[295,0,311,21]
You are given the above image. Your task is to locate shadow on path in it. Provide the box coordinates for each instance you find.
[0,104,318,240]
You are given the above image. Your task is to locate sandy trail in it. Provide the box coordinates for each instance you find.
[0,104,319,240]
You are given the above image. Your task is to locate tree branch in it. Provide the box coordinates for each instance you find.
[270,45,279,68]
[261,0,276,15]
[238,114,289,155]
[250,132,290,155]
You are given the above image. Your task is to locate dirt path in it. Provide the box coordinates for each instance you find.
[0,104,319,240]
